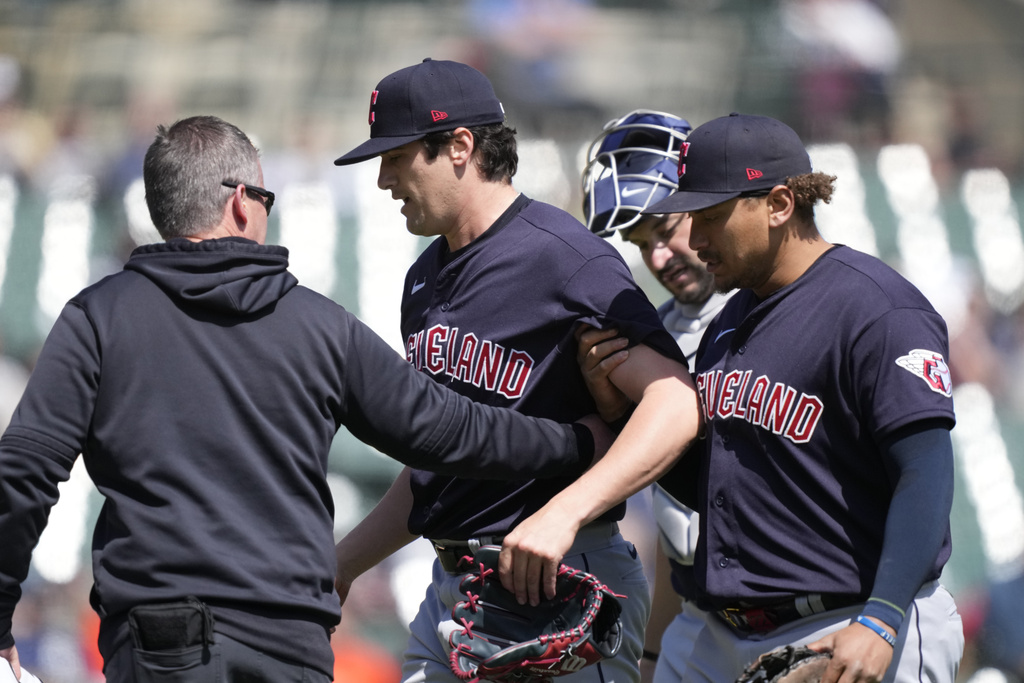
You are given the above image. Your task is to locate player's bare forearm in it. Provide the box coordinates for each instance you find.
[500,345,700,604]
[334,468,418,605]
[577,343,701,507]
[542,370,697,525]
[808,620,894,683]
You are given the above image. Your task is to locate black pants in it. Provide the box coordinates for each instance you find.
[105,632,332,683]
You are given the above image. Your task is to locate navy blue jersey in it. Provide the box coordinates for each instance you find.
[402,195,684,539]
[692,245,955,607]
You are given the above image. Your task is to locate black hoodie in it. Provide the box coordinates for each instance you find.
[0,237,589,674]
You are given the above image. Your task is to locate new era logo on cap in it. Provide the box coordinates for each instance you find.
[335,58,506,166]
[645,113,812,215]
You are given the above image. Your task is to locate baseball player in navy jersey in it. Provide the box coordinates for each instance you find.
[331,59,702,683]
[578,109,733,683]
[625,112,962,682]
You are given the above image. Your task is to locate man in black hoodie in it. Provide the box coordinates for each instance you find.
[0,115,599,682]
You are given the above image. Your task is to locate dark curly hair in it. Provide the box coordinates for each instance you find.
[786,172,836,222]
[421,122,518,183]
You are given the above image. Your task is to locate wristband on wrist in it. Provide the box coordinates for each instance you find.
[855,615,896,647]
[642,649,659,662]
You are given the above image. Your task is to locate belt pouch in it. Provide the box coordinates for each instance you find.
[128,596,214,651]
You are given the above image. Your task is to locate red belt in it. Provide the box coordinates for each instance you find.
[717,594,863,634]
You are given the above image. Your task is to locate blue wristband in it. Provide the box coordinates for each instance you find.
[856,615,896,647]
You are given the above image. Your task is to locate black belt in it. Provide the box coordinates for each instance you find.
[716,594,863,634]
[430,537,503,574]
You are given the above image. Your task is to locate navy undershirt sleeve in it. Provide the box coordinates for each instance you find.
[862,420,954,631]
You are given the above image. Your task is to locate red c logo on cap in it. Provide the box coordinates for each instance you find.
[368,90,379,126]
[678,141,690,177]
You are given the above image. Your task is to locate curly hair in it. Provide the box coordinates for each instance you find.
[421,122,518,183]
[786,172,836,222]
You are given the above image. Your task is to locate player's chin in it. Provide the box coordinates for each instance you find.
[666,282,699,303]
[710,272,737,293]
[402,214,428,236]
[672,285,711,305]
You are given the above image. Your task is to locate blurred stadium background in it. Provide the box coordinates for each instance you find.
[1,0,1024,680]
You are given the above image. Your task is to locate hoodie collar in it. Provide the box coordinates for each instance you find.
[124,237,298,315]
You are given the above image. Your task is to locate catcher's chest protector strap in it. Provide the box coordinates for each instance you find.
[447,546,624,682]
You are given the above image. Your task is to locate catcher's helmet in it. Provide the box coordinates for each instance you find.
[582,109,692,236]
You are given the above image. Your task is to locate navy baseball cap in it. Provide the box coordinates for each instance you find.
[644,113,812,214]
[334,58,506,166]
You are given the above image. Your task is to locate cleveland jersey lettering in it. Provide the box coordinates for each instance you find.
[696,368,824,444]
[406,324,535,400]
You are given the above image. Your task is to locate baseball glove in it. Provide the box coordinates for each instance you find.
[448,545,624,682]
[736,645,832,683]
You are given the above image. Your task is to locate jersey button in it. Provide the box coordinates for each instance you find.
[718,557,730,568]
[715,495,725,507]
[738,346,746,354]
[440,302,450,311]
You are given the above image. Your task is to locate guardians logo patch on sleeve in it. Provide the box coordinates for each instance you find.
[895,349,953,397]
